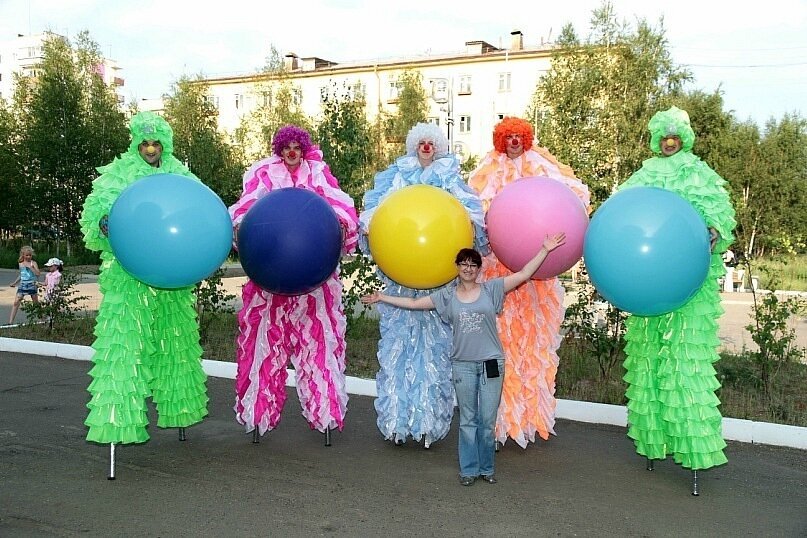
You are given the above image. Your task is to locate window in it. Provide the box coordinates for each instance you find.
[204,95,219,108]
[260,90,272,107]
[458,75,472,95]
[496,113,505,121]
[427,117,440,126]
[459,115,472,133]
[234,94,243,109]
[498,72,511,92]
[388,79,403,102]
[292,88,302,106]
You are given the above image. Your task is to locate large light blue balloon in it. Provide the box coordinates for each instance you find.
[583,186,710,316]
[109,173,233,289]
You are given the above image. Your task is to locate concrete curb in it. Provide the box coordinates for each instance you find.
[2,336,804,450]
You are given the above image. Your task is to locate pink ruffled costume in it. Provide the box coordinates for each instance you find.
[229,148,359,435]
[470,143,590,448]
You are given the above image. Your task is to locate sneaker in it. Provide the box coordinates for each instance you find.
[459,475,477,486]
[480,474,497,484]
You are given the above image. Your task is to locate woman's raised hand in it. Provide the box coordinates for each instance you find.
[360,291,382,305]
[543,232,566,252]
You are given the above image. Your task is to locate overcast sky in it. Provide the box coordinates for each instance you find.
[1,0,805,126]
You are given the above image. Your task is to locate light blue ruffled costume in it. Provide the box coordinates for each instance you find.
[360,154,488,446]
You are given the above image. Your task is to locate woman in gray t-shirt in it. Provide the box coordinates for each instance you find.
[362,232,565,486]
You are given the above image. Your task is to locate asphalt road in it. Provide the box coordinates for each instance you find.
[1,352,805,537]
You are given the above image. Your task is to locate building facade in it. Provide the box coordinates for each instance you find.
[0,32,124,104]
[201,31,554,161]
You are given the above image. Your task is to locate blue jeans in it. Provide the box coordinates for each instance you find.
[451,359,504,478]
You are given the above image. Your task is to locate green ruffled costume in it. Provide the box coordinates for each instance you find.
[618,107,736,470]
[79,112,208,444]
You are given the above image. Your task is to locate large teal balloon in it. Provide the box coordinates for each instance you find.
[109,174,233,288]
[583,186,710,316]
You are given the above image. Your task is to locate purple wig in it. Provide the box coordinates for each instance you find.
[272,125,313,157]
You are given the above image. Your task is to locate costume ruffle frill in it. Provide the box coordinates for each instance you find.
[229,149,359,435]
[620,150,736,470]
[360,155,487,445]
[80,155,208,444]
[469,148,591,448]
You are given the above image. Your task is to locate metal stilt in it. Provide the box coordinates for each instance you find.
[495,441,500,453]
[691,470,700,496]
[252,429,260,444]
[324,427,332,447]
[646,458,654,471]
[178,427,186,442]
[424,439,431,450]
[108,443,116,480]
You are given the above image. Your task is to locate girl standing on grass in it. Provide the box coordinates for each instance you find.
[8,245,40,324]
[43,258,64,301]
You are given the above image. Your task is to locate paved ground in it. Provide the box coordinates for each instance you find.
[0,352,805,537]
[2,267,805,354]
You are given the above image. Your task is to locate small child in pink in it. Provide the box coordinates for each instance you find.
[43,258,63,301]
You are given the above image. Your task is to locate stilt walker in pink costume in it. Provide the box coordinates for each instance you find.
[229,125,359,438]
[468,117,590,448]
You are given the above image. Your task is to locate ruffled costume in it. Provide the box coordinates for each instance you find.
[230,148,359,435]
[80,112,208,444]
[619,107,736,470]
[360,154,487,446]
[470,138,590,448]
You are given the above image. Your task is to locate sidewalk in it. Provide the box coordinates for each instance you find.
[1,352,805,537]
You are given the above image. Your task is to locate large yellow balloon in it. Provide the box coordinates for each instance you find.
[369,184,474,289]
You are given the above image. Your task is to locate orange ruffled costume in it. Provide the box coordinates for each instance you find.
[469,118,590,447]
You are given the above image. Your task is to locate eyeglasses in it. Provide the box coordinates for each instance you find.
[457,262,479,268]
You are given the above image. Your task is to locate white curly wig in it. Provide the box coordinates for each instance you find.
[405,122,449,156]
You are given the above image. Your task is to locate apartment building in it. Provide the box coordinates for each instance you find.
[0,32,124,104]
[201,31,554,161]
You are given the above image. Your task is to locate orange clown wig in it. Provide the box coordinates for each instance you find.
[492,117,534,154]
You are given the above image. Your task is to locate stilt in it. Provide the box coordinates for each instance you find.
[393,433,403,446]
[252,429,260,444]
[178,427,186,442]
[691,470,700,496]
[495,441,500,453]
[646,458,654,471]
[424,439,431,450]
[324,427,332,447]
[107,443,116,480]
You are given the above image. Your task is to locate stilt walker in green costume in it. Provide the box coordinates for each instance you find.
[619,107,736,495]
[80,112,208,462]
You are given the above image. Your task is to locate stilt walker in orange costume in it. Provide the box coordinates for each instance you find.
[468,117,590,448]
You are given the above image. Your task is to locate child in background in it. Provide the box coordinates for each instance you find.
[43,258,64,301]
[9,245,40,324]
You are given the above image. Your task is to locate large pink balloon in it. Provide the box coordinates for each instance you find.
[487,176,588,279]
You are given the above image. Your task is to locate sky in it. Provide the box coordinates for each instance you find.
[1,0,805,127]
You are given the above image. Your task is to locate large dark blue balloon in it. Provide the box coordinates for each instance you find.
[108,173,233,289]
[237,188,342,295]
[583,186,711,316]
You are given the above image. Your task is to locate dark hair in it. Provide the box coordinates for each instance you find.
[455,248,482,267]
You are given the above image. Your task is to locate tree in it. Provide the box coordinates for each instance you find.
[315,81,383,208]
[527,2,691,205]
[163,76,245,206]
[383,70,428,159]
[234,45,311,163]
[18,32,128,255]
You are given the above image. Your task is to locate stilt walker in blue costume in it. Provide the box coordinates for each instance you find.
[360,123,487,447]
[80,112,208,459]
[619,107,736,495]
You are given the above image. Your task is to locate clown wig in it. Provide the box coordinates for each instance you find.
[493,117,534,154]
[272,125,314,157]
[127,111,174,156]
[405,122,449,156]
[647,106,696,155]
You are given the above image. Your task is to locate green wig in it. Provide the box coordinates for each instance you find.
[127,111,174,156]
[648,106,695,155]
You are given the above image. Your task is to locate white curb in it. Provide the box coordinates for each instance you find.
[2,336,805,450]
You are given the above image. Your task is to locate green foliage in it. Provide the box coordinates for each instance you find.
[744,267,806,397]
[193,267,236,346]
[383,70,428,159]
[163,76,245,206]
[562,280,628,382]
[528,2,690,205]
[459,154,479,180]
[315,82,384,208]
[21,270,89,330]
[340,253,381,333]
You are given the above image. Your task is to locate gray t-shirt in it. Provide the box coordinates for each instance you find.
[430,278,506,362]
